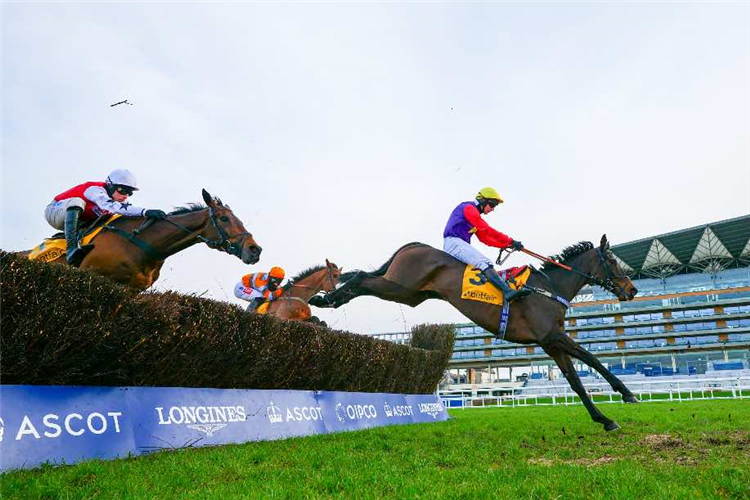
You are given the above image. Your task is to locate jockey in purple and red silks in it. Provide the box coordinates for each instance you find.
[443,187,531,302]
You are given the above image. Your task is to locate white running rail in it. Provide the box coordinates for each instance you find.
[440,376,750,409]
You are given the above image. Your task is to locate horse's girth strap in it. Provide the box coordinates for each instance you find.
[103,225,165,261]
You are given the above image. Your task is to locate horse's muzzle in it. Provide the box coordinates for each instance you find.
[628,287,638,300]
[242,245,262,264]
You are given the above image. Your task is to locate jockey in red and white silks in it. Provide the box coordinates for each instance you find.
[45,169,167,266]
[442,187,530,302]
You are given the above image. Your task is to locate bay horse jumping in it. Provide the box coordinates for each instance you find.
[25,189,262,291]
[311,235,639,431]
[254,260,342,323]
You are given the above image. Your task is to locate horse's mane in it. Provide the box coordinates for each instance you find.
[282,265,326,290]
[541,241,594,271]
[169,203,207,216]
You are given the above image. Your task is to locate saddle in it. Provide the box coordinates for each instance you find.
[28,215,122,263]
[460,265,532,305]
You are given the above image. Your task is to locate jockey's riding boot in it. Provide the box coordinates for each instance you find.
[64,207,94,267]
[482,266,531,303]
[246,297,264,312]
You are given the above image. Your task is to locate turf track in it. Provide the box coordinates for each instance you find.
[2,399,748,499]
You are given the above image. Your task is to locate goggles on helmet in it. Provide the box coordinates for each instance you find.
[115,185,135,196]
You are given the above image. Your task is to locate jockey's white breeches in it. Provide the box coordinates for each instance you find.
[44,198,86,230]
[234,282,264,302]
[443,237,493,271]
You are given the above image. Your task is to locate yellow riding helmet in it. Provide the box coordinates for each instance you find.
[269,267,285,279]
[476,187,504,204]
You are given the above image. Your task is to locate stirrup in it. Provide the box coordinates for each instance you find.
[66,244,94,267]
[504,287,531,302]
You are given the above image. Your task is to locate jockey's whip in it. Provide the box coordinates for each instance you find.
[520,248,573,271]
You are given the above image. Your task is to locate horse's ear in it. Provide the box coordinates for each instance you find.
[325,258,331,267]
[202,189,214,207]
[600,234,610,250]
[216,197,224,207]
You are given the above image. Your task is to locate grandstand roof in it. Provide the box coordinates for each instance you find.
[611,214,750,278]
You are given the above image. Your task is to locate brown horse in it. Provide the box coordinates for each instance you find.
[254,260,342,323]
[311,235,639,431]
[26,189,262,291]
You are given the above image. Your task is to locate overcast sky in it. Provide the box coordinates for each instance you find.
[2,2,749,334]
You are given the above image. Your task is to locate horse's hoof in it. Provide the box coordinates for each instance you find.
[604,421,621,432]
[623,395,640,404]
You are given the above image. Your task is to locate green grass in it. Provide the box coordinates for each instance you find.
[457,391,750,407]
[2,400,749,499]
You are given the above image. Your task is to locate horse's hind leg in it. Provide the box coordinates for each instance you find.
[311,271,367,308]
[554,333,639,403]
[542,343,620,432]
[334,276,424,308]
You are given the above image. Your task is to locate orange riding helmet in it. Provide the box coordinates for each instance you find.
[269,267,285,280]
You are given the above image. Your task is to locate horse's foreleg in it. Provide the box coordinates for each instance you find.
[555,334,639,403]
[542,341,620,432]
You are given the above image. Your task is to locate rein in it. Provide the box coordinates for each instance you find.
[283,266,337,298]
[498,246,630,305]
[106,208,250,260]
[162,208,251,257]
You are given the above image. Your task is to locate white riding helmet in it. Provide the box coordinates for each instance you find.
[106,169,139,190]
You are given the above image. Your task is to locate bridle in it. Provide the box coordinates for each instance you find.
[280,266,339,305]
[546,248,630,298]
[163,207,252,258]
[286,266,338,293]
[589,248,631,299]
[515,247,631,305]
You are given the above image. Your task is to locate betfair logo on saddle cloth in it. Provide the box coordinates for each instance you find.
[461,265,531,305]
[28,215,122,263]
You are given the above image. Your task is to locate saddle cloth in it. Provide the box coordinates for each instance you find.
[256,302,270,315]
[28,215,122,262]
[460,265,532,305]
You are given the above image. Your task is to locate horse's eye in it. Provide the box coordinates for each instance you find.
[220,216,229,222]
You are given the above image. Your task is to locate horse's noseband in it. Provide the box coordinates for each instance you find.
[589,248,630,298]
[204,208,251,257]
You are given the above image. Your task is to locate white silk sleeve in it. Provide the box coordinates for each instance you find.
[84,186,147,217]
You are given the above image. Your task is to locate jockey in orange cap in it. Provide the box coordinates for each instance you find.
[235,267,286,311]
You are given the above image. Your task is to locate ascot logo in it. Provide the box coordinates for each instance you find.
[5,412,124,441]
[156,405,246,437]
[383,403,413,418]
[384,403,393,418]
[267,402,283,424]
[267,402,323,424]
[418,402,444,419]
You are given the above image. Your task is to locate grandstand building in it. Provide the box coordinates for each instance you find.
[371,215,750,389]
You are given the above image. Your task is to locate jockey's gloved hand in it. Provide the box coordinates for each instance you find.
[144,209,167,220]
[511,240,524,251]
